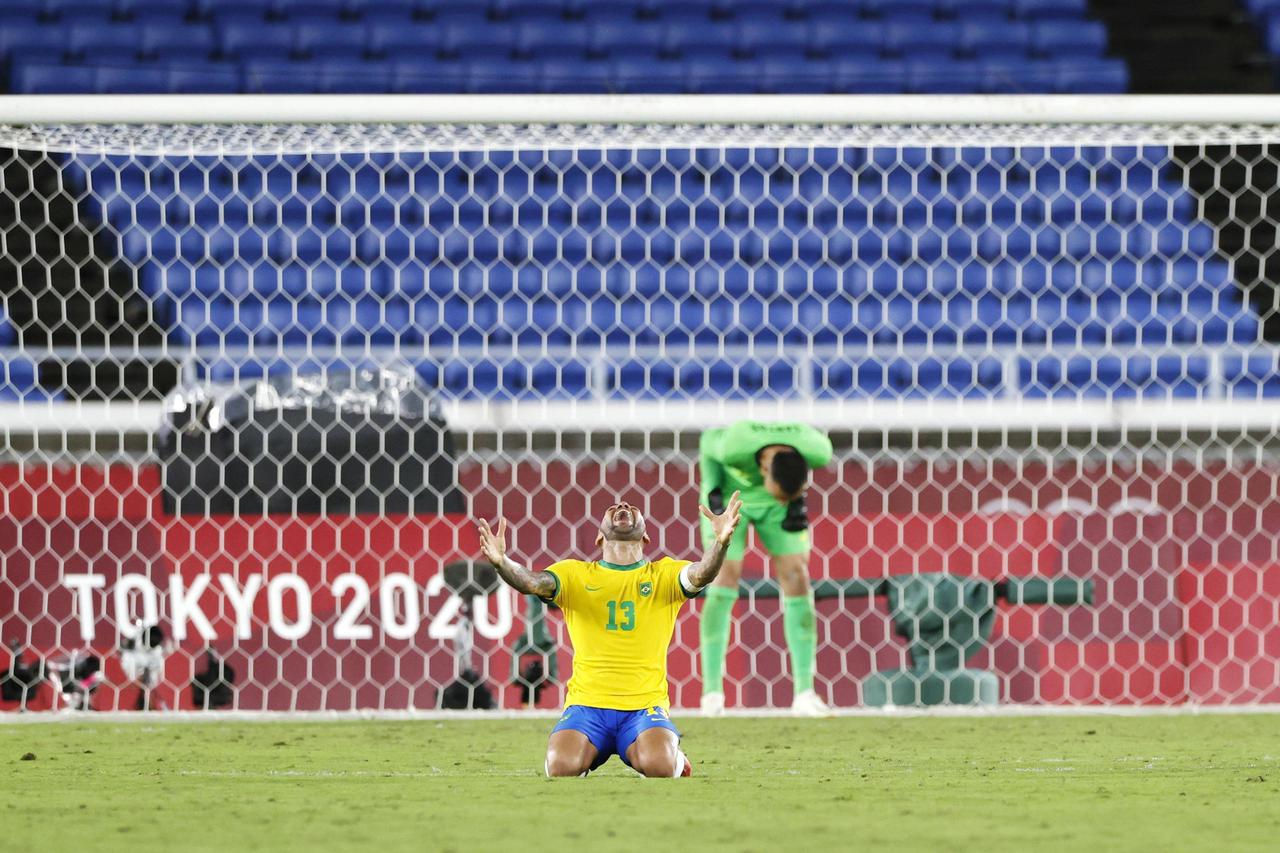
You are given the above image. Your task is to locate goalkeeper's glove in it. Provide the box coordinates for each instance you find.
[781,494,809,532]
[707,487,725,513]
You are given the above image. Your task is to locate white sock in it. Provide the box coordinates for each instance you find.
[673,751,687,778]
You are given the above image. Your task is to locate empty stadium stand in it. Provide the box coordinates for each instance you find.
[5,1,1279,407]
[58,142,1266,402]
[1,0,1128,95]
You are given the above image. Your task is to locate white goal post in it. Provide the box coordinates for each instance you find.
[1,94,1279,714]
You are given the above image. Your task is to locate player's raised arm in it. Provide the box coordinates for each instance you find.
[683,490,743,592]
[477,518,557,599]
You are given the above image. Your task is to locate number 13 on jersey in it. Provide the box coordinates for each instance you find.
[606,599,635,631]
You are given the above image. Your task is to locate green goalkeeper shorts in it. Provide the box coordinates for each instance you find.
[700,490,810,561]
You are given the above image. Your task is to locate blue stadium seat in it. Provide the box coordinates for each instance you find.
[643,0,726,13]
[1019,354,1122,399]
[526,358,593,399]
[661,11,732,53]
[219,20,298,60]
[139,22,219,61]
[1030,20,1107,57]
[760,55,834,93]
[0,357,45,401]
[672,358,797,399]
[808,21,885,56]
[276,0,348,16]
[0,0,43,15]
[318,60,394,93]
[295,17,366,59]
[470,58,543,93]
[194,0,275,20]
[116,0,191,20]
[10,63,100,94]
[1054,58,1127,93]
[168,63,244,93]
[906,59,985,94]
[1020,352,1211,399]
[436,10,516,59]
[2,24,72,66]
[611,54,686,93]
[832,58,909,92]
[67,23,146,62]
[684,53,760,93]
[958,20,1033,58]
[365,13,442,56]
[373,0,438,15]
[242,59,317,92]
[1266,18,1280,57]
[939,0,1015,15]
[437,358,520,400]
[883,18,960,55]
[0,305,15,347]
[1011,0,1089,19]
[44,0,117,18]
[1148,354,1210,398]
[96,65,172,94]
[516,14,591,57]
[588,15,665,54]
[864,0,939,17]
[813,357,889,399]
[734,15,811,54]
[1225,354,1280,399]
[489,0,567,18]
[605,358,676,399]
[537,58,612,93]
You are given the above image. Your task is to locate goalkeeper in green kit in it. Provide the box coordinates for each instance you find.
[697,420,834,716]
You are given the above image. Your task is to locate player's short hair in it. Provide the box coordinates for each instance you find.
[769,449,808,498]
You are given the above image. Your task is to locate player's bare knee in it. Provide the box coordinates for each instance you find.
[545,750,589,777]
[631,740,679,778]
[635,754,679,778]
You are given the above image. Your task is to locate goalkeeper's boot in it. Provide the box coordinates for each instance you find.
[791,689,832,718]
[700,691,725,717]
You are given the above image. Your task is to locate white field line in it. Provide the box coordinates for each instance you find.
[3,703,1280,725]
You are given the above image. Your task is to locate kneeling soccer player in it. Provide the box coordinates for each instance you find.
[477,492,743,778]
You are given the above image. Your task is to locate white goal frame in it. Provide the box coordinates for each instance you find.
[4,94,1280,716]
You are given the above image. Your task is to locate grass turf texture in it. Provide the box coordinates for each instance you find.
[3,715,1278,852]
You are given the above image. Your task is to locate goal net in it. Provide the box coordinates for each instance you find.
[1,96,1277,713]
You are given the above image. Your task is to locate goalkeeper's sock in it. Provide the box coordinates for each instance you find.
[782,593,818,695]
[699,586,738,696]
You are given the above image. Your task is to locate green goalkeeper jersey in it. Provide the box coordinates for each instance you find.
[699,420,833,506]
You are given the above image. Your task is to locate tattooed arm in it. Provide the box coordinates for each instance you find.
[477,517,557,599]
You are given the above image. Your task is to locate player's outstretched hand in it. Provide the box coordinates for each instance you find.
[700,489,743,547]
[477,518,508,568]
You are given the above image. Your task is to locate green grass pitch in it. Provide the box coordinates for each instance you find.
[3,714,1278,852]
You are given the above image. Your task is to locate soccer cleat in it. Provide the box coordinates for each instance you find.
[678,751,693,777]
[700,691,725,716]
[791,689,832,717]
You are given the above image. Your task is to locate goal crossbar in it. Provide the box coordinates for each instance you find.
[3,94,1280,127]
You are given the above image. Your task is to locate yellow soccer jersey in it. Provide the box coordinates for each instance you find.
[541,556,695,711]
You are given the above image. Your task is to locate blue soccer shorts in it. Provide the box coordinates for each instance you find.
[550,705,681,770]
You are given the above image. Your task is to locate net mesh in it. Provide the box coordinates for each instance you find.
[1,118,1278,712]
